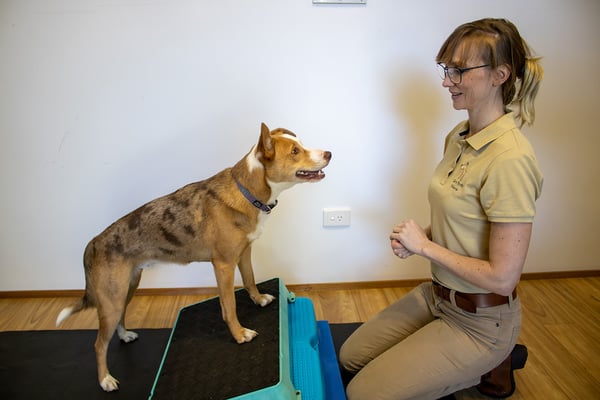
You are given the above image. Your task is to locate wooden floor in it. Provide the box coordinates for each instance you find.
[1,277,599,399]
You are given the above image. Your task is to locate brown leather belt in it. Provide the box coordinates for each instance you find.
[432,280,517,313]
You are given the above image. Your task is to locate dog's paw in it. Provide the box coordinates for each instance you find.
[117,326,139,343]
[100,374,120,392]
[235,328,259,344]
[256,293,276,307]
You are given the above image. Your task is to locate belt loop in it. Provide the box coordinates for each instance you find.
[449,289,457,308]
[432,283,442,308]
[508,292,514,308]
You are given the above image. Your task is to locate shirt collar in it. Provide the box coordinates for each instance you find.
[464,112,517,151]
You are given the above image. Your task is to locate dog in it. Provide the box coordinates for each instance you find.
[56,123,331,391]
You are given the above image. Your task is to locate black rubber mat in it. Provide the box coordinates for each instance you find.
[151,278,281,399]
[0,328,170,400]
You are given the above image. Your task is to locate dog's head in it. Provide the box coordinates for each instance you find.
[253,123,331,187]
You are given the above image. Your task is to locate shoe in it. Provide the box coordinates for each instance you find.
[511,344,528,370]
[476,344,528,398]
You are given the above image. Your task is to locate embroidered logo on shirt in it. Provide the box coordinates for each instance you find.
[451,162,469,190]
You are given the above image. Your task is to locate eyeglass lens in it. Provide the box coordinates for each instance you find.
[437,64,460,83]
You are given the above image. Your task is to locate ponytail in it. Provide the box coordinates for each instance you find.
[514,56,543,127]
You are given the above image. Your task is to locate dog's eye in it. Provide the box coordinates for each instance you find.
[291,146,300,155]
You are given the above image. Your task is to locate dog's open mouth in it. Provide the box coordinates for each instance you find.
[296,169,326,180]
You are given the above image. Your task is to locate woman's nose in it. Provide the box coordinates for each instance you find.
[441,74,454,87]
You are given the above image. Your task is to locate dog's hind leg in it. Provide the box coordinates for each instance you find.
[94,305,123,391]
[212,259,258,344]
[238,245,275,307]
[93,267,132,391]
[116,267,142,343]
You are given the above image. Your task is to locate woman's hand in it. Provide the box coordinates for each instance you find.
[390,237,413,259]
[389,219,430,258]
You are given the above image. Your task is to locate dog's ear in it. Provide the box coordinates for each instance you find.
[258,122,274,160]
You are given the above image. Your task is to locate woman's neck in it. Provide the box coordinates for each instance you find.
[466,106,506,138]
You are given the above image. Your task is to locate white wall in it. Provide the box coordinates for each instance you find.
[1,0,598,291]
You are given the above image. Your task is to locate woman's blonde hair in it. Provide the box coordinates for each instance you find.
[436,18,543,126]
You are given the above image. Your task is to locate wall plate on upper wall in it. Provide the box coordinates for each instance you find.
[313,0,366,4]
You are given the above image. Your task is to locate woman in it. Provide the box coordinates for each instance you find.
[339,18,543,400]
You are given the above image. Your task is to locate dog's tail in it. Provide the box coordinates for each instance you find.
[56,296,91,326]
[56,241,96,327]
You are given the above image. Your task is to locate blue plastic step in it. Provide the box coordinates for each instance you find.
[317,321,346,400]
[288,297,325,400]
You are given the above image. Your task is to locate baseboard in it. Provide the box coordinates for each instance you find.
[1,270,598,298]
[520,269,600,280]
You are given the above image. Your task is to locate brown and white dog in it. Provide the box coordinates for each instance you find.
[56,123,331,391]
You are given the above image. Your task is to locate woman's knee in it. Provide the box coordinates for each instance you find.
[339,338,361,373]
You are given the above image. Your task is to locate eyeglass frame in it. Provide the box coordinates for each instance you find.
[437,63,490,84]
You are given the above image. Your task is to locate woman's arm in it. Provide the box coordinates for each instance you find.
[390,220,532,296]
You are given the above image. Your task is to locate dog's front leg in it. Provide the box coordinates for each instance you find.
[212,260,258,344]
[238,245,275,307]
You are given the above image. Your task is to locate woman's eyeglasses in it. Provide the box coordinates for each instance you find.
[437,63,490,84]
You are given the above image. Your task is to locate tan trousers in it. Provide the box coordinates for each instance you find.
[339,282,521,400]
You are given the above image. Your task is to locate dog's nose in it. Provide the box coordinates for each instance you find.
[324,151,332,161]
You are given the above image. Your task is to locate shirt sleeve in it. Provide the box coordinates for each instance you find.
[481,151,543,223]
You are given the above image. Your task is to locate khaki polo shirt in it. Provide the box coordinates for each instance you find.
[428,113,543,293]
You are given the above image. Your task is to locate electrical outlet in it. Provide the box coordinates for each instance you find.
[323,207,351,227]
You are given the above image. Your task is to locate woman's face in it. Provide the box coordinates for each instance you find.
[441,43,498,113]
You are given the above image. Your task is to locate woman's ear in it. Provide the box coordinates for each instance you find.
[493,64,511,87]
